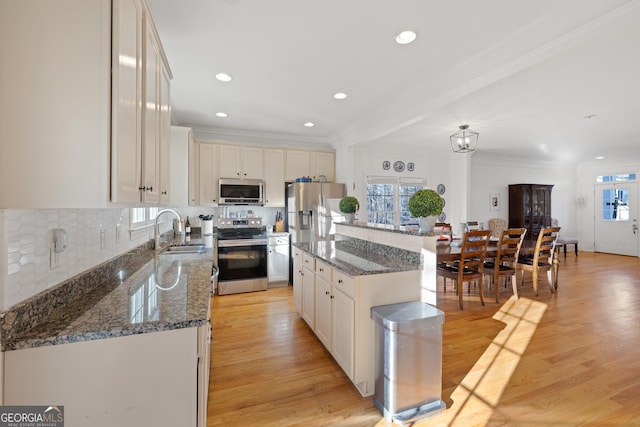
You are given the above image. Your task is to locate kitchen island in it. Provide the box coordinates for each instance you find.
[292,235,423,397]
[0,234,215,427]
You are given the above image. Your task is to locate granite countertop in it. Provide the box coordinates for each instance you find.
[2,234,215,352]
[294,236,421,276]
[337,221,443,237]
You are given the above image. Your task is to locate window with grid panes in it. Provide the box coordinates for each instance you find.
[366,177,427,226]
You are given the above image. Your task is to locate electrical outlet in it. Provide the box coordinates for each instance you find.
[100,228,106,250]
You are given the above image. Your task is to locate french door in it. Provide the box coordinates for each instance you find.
[594,182,638,256]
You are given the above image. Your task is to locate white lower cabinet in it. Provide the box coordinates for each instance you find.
[296,248,421,396]
[292,248,303,311]
[301,255,316,328]
[315,275,333,350]
[4,326,210,427]
[331,286,355,379]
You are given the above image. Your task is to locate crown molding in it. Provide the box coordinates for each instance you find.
[187,124,334,150]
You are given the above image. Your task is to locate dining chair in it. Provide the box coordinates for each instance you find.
[465,221,480,232]
[517,227,561,295]
[483,228,527,303]
[551,218,579,257]
[488,218,508,239]
[435,222,453,238]
[437,229,492,310]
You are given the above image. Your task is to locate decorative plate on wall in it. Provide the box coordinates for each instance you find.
[437,184,446,195]
[382,160,390,170]
[393,160,405,172]
[438,212,447,222]
[407,162,415,171]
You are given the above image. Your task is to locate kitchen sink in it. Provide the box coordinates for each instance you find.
[159,243,206,255]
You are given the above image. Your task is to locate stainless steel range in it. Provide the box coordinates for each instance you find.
[216,218,268,295]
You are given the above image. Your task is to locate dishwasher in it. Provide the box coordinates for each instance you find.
[267,234,290,286]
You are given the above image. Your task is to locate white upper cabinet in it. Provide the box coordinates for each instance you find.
[170,126,192,207]
[141,20,160,203]
[285,150,311,182]
[0,0,171,208]
[159,65,172,205]
[285,150,335,182]
[311,151,336,183]
[218,145,263,179]
[197,143,219,206]
[0,0,112,208]
[114,0,172,205]
[111,0,144,204]
[264,148,285,207]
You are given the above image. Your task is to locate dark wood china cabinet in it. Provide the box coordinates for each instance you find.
[508,184,553,240]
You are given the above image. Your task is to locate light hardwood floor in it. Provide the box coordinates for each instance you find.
[208,252,640,426]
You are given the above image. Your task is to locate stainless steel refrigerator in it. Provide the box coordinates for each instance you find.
[286,182,347,244]
[285,182,346,283]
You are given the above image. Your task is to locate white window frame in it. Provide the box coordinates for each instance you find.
[366,176,428,227]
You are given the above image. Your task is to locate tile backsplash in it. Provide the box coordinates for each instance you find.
[1,208,155,311]
[1,206,283,311]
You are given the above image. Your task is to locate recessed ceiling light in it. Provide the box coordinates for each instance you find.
[216,112,228,118]
[595,156,605,160]
[395,30,417,45]
[215,73,232,82]
[333,92,348,100]
[304,122,315,127]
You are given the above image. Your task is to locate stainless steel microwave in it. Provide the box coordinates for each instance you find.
[219,178,264,205]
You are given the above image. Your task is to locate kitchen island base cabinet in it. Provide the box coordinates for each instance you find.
[299,252,421,397]
[4,326,209,427]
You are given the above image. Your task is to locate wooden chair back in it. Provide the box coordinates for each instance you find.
[495,228,527,267]
[532,226,561,267]
[437,229,491,309]
[517,226,561,295]
[459,229,492,273]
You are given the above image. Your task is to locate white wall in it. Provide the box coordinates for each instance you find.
[470,155,578,236]
[349,143,452,220]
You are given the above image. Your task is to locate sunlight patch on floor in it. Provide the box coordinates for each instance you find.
[410,296,547,427]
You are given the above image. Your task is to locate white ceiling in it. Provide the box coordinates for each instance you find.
[147,0,640,164]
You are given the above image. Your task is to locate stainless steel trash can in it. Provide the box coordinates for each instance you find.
[371,301,446,425]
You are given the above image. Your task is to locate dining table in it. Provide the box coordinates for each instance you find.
[435,238,536,263]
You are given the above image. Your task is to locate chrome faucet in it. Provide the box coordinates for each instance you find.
[154,208,182,251]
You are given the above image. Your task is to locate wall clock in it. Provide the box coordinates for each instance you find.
[393,160,405,172]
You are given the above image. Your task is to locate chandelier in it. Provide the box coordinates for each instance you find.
[450,124,478,153]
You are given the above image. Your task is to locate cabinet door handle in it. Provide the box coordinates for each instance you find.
[338,279,343,284]
[319,268,323,272]
[325,291,330,295]
[330,295,334,299]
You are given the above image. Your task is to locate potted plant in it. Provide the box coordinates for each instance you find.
[339,196,360,223]
[408,189,444,232]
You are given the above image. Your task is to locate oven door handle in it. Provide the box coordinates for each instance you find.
[218,239,268,247]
